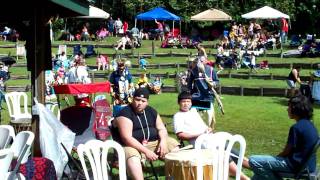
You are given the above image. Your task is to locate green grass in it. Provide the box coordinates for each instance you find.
[1,40,320,179]
[220,78,287,88]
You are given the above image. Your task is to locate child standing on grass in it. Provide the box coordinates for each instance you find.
[250,52,258,73]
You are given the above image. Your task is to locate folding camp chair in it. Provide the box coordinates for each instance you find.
[259,60,269,69]
[85,45,96,58]
[73,44,82,56]
[290,35,302,47]
[275,137,320,180]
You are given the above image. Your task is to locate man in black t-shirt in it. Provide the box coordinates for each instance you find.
[115,88,179,179]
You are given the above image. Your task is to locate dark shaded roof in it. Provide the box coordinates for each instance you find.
[0,0,89,22]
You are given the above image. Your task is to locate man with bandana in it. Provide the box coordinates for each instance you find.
[113,88,179,180]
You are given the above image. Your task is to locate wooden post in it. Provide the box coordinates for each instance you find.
[31,7,48,157]
[260,87,264,96]
[240,86,244,96]
[270,73,273,80]
[91,72,95,83]
[152,40,155,56]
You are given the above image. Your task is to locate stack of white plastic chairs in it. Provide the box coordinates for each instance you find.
[0,124,35,179]
[195,131,246,180]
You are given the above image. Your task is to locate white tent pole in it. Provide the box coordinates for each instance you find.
[135,19,137,28]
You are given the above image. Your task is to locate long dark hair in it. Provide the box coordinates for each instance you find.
[289,94,313,120]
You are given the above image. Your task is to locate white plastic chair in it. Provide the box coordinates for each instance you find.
[77,140,126,180]
[16,44,26,61]
[58,45,67,55]
[0,138,26,180]
[0,125,15,149]
[195,132,246,180]
[5,92,32,123]
[11,131,35,165]
[0,148,14,178]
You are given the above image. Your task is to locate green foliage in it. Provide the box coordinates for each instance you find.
[94,0,320,34]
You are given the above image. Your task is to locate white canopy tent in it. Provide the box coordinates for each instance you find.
[76,5,110,19]
[64,5,110,32]
[241,6,290,19]
[191,8,232,21]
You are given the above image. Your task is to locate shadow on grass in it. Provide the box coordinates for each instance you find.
[272,97,288,106]
[143,161,166,179]
[313,102,320,109]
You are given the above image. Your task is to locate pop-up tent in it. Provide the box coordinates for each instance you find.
[76,5,110,19]
[136,7,180,21]
[191,8,232,21]
[241,6,290,19]
[135,7,181,36]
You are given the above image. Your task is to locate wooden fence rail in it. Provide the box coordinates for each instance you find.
[12,61,319,70]
[4,85,30,92]
[3,83,292,97]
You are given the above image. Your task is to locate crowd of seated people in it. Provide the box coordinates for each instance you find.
[0,26,19,41]
[47,52,91,100]
[213,20,285,71]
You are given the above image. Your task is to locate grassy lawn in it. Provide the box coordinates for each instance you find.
[1,40,320,179]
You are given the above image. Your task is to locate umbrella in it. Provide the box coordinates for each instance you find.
[191,8,232,21]
[0,56,16,65]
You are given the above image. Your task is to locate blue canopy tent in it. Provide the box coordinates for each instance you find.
[135,7,181,36]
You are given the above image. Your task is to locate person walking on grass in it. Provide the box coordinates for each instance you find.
[250,52,258,73]
[287,65,301,97]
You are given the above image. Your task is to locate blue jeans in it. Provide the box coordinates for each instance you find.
[249,155,292,180]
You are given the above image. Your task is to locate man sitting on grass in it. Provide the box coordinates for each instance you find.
[173,91,250,180]
[249,94,319,180]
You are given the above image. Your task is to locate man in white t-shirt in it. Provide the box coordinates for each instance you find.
[173,91,212,146]
[173,91,250,180]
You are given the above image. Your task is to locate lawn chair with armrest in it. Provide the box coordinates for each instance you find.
[275,137,320,180]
